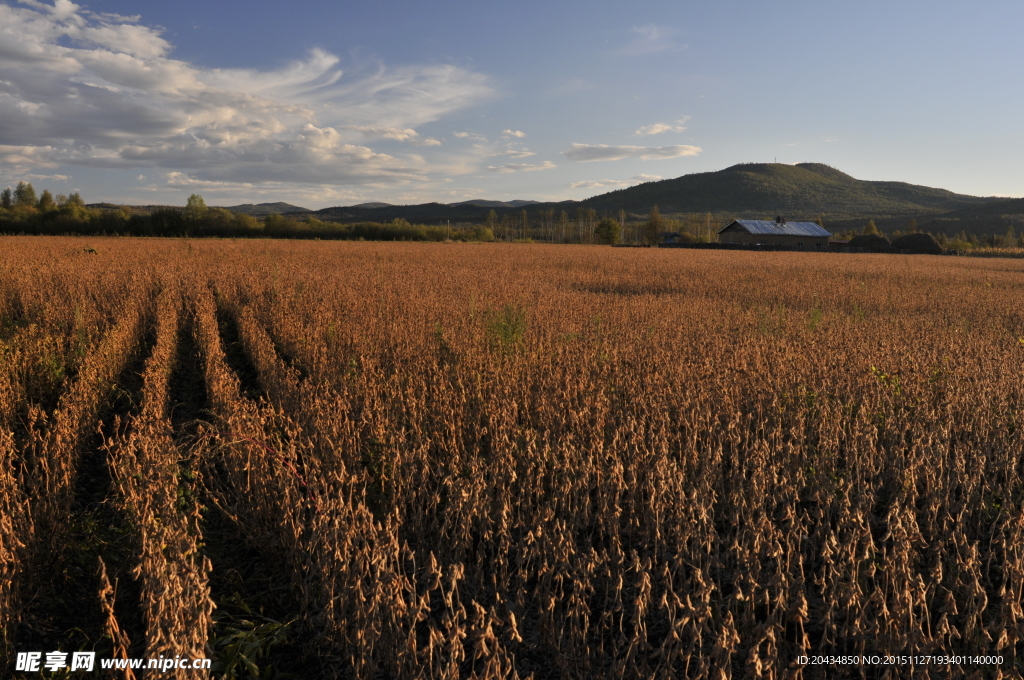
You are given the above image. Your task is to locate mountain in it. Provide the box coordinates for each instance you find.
[350,202,393,209]
[225,202,309,214]
[932,196,1024,219]
[578,163,999,219]
[309,163,1006,227]
[315,202,512,223]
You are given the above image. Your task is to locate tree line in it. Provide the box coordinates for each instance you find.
[0,182,710,245]
[479,205,721,245]
[0,185,497,242]
[9,180,1015,250]
[832,218,1024,251]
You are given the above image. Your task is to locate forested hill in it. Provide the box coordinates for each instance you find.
[307,163,1001,224]
[578,163,999,218]
[225,202,309,215]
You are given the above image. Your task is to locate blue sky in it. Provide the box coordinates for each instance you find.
[1,0,1021,208]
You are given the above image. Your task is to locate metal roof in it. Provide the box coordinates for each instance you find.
[718,220,831,237]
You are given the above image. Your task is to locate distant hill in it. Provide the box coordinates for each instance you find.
[350,202,393,209]
[932,196,1024,219]
[578,163,1000,219]
[225,202,309,215]
[315,202,512,224]
[310,163,1003,226]
[86,203,178,215]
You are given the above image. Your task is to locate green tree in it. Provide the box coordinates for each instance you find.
[264,213,288,230]
[38,189,55,210]
[907,218,917,233]
[642,205,665,243]
[0,187,11,209]
[1004,225,1016,248]
[473,226,495,242]
[558,210,570,242]
[14,181,37,208]
[185,193,208,227]
[648,205,665,230]
[66,192,85,208]
[485,209,497,228]
[862,219,879,235]
[595,217,621,245]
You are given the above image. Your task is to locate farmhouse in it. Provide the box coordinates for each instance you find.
[718,217,831,250]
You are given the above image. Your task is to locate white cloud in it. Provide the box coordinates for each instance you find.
[490,146,535,159]
[570,174,662,189]
[563,143,701,161]
[345,126,441,146]
[501,129,526,138]
[346,125,420,141]
[0,144,62,169]
[165,172,257,190]
[486,161,556,173]
[0,1,492,186]
[570,179,629,189]
[635,116,689,135]
[618,25,682,55]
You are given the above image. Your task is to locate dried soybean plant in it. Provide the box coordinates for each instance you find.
[105,284,214,676]
[1,236,1022,679]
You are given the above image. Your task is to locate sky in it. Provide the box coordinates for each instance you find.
[1,0,1022,209]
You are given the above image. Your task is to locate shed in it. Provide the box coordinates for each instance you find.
[660,231,697,245]
[891,233,943,254]
[847,234,894,253]
[718,218,831,250]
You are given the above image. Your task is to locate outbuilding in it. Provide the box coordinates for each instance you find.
[718,217,831,250]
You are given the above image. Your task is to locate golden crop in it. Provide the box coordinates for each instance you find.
[1,236,1022,679]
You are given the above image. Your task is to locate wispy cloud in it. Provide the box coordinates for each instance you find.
[563,144,701,162]
[346,126,414,141]
[490,146,536,159]
[146,173,377,205]
[570,174,662,189]
[618,24,682,55]
[501,129,526,138]
[0,1,491,186]
[345,126,442,146]
[486,161,556,173]
[635,116,690,136]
